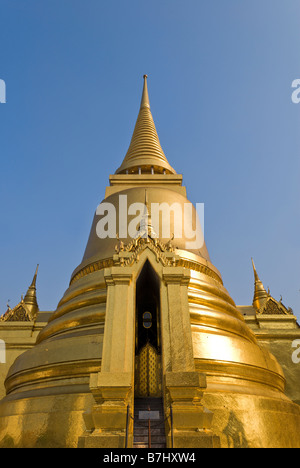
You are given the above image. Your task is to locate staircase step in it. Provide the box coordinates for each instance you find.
[133,398,166,449]
[133,443,166,449]
[133,436,166,443]
[134,428,165,436]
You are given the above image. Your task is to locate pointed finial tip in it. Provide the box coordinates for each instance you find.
[143,74,148,79]
[33,264,39,278]
[251,257,260,282]
[140,74,150,109]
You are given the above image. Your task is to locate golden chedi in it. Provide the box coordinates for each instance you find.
[0,76,300,449]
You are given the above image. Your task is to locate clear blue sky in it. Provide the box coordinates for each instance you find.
[0,0,299,319]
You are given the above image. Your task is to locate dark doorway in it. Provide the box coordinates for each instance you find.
[136,260,160,355]
[135,261,161,398]
[134,261,166,448]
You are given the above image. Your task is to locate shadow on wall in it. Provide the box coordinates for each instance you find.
[223,411,249,448]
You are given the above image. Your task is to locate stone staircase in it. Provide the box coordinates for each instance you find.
[133,398,166,448]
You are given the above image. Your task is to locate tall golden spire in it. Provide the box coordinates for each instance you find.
[251,258,268,310]
[24,264,39,318]
[115,75,176,175]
